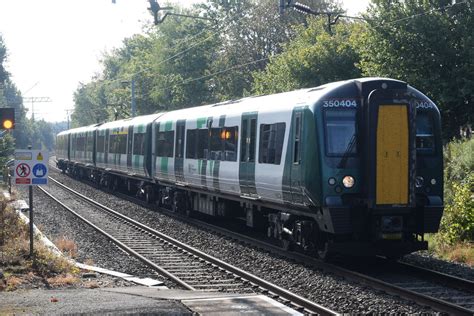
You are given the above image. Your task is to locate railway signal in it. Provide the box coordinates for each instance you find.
[0,107,15,130]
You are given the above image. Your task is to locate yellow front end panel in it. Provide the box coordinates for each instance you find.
[376,105,409,205]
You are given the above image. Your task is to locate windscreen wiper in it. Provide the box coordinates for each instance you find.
[337,133,356,168]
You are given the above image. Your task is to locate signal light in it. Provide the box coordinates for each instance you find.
[0,108,15,130]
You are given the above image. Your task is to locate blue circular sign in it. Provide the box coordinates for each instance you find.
[32,163,47,178]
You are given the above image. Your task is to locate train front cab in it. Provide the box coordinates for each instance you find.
[320,79,444,258]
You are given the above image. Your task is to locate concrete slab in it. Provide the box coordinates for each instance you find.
[0,287,192,315]
[104,288,303,315]
[182,295,303,315]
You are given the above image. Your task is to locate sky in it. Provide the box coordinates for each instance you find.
[0,0,369,123]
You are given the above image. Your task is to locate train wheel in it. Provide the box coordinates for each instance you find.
[172,191,185,213]
[316,241,330,260]
[145,187,154,204]
[281,239,292,251]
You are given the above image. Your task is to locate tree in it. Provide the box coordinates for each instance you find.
[203,0,335,100]
[71,0,343,125]
[71,81,110,127]
[252,19,362,94]
[0,36,33,149]
[0,132,15,167]
[355,0,474,140]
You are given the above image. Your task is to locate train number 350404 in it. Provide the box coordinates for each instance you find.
[322,99,357,108]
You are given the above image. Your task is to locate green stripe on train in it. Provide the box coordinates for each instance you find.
[160,157,168,174]
[197,117,207,129]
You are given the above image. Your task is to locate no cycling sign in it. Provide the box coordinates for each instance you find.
[13,150,49,185]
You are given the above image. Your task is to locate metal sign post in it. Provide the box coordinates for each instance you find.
[13,150,49,261]
[29,185,33,259]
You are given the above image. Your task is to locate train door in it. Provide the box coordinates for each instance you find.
[365,88,415,208]
[127,125,133,172]
[104,129,109,165]
[290,109,304,204]
[174,120,186,183]
[376,105,409,205]
[239,112,258,196]
[92,129,97,166]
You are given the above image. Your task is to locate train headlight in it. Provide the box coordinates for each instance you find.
[415,176,424,188]
[430,178,437,185]
[342,176,355,188]
[328,177,336,186]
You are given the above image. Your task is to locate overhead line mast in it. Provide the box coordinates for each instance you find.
[23,97,52,122]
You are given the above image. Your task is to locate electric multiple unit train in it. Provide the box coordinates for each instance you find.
[56,77,444,259]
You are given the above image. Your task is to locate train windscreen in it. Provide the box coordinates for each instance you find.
[324,109,357,156]
[416,112,435,154]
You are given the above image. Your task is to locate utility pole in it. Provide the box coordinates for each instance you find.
[147,0,212,24]
[283,2,367,34]
[65,109,74,129]
[131,78,136,117]
[23,97,52,121]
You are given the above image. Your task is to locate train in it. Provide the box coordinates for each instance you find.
[56,77,444,259]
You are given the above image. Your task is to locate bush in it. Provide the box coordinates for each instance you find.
[1,197,79,291]
[436,138,474,246]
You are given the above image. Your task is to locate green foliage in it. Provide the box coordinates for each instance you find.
[437,138,474,245]
[355,0,474,140]
[72,81,110,126]
[1,35,54,150]
[0,133,15,167]
[252,19,362,94]
[70,0,341,126]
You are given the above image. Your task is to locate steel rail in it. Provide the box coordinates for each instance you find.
[48,162,473,315]
[37,185,196,291]
[46,176,338,316]
[173,211,474,315]
[396,261,474,293]
[163,208,474,315]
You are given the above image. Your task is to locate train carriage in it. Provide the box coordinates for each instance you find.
[57,77,444,259]
[95,114,163,185]
[56,124,99,175]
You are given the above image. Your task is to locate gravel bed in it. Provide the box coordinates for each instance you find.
[15,184,170,288]
[34,169,450,314]
[402,251,474,281]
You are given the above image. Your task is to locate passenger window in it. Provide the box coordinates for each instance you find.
[86,133,94,153]
[259,123,286,165]
[97,135,105,153]
[210,128,222,160]
[156,131,174,157]
[109,134,127,154]
[223,126,238,161]
[241,122,248,162]
[186,129,197,159]
[249,119,257,162]
[133,133,146,156]
[416,112,435,154]
[197,129,209,159]
[175,125,185,158]
[109,135,117,153]
[293,114,301,164]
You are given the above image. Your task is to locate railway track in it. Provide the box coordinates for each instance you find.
[97,178,474,315]
[164,211,474,315]
[177,210,474,315]
[41,176,338,315]
[46,164,474,314]
[351,259,474,315]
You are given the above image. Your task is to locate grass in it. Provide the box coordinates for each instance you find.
[0,194,81,291]
[54,235,78,258]
[426,234,474,266]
